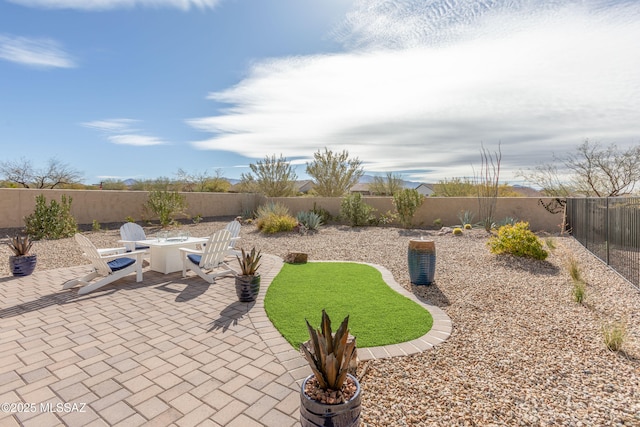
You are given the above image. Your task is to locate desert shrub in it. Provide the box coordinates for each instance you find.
[457,210,475,228]
[311,202,333,224]
[257,214,298,234]
[125,216,135,223]
[296,211,323,231]
[545,237,557,250]
[452,227,463,236]
[433,218,442,228]
[393,189,424,228]
[24,194,77,240]
[487,221,548,260]
[92,220,101,231]
[145,190,187,227]
[340,193,376,226]
[568,257,586,303]
[256,202,290,219]
[602,321,627,352]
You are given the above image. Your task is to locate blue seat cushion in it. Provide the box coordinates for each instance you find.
[187,254,201,265]
[107,257,136,272]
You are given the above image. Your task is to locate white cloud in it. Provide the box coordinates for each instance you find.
[7,0,220,10]
[82,118,168,146]
[188,0,640,183]
[0,35,76,68]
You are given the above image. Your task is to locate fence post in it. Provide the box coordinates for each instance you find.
[605,197,610,265]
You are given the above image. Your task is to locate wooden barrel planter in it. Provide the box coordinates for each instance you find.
[300,374,361,427]
[408,239,436,285]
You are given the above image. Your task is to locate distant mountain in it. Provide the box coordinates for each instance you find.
[358,174,423,188]
[122,178,137,186]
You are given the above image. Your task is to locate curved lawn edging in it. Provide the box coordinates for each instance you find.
[314,261,452,361]
[248,255,452,378]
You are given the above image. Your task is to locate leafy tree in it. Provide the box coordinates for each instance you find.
[24,194,77,240]
[432,177,476,197]
[369,172,404,196]
[0,158,82,189]
[306,148,364,197]
[176,168,230,192]
[393,188,425,228]
[241,154,297,197]
[145,190,187,227]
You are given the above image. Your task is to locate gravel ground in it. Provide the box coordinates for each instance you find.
[1,220,639,426]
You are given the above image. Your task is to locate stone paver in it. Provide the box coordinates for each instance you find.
[0,254,451,426]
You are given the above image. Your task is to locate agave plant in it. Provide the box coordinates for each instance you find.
[301,310,357,391]
[6,235,33,256]
[296,211,323,231]
[236,247,262,276]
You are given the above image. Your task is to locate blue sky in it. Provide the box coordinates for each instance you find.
[1,0,639,185]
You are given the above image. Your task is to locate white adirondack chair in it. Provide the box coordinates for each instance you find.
[180,229,236,283]
[225,219,242,256]
[62,234,145,295]
[119,223,150,253]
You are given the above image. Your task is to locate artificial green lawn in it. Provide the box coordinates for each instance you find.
[264,262,433,348]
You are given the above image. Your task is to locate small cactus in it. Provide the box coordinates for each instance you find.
[453,227,463,236]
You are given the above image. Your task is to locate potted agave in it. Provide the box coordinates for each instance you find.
[235,247,262,302]
[6,235,37,277]
[300,310,361,427]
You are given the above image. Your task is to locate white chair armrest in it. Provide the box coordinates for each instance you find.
[97,247,127,256]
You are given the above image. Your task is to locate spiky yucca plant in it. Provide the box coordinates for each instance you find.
[237,247,262,276]
[6,235,33,256]
[301,310,357,391]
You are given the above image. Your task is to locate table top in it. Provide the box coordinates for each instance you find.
[125,236,208,247]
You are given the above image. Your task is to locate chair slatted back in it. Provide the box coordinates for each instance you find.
[120,223,147,242]
[225,220,241,250]
[75,233,112,276]
[200,229,232,269]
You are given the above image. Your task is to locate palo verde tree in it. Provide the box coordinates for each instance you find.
[306,148,364,197]
[0,157,82,189]
[240,154,297,197]
[519,140,640,197]
[369,172,404,196]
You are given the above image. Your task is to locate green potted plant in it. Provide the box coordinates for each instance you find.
[300,310,361,427]
[235,247,262,302]
[6,234,37,277]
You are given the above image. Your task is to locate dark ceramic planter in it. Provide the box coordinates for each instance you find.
[408,239,436,285]
[235,274,260,302]
[300,374,361,427]
[10,254,37,277]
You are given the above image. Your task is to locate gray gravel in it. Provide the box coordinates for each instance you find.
[1,220,639,426]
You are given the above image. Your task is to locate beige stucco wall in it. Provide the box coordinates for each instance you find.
[0,189,563,232]
[0,189,259,228]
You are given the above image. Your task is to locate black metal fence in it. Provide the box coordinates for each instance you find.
[566,197,640,289]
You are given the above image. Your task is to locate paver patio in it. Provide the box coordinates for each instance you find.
[0,255,450,426]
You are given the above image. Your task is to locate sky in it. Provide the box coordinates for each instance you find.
[1,0,639,186]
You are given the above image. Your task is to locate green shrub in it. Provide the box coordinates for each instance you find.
[257,214,298,234]
[433,218,442,228]
[393,189,425,228]
[24,194,77,240]
[452,227,463,236]
[572,280,586,304]
[125,216,135,223]
[92,220,101,231]
[296,211,323,231]
[545,237,557,250]
[487,221,548,260]
[340,193,375,226]
[145,190,187,227]
[311,202,333,224]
